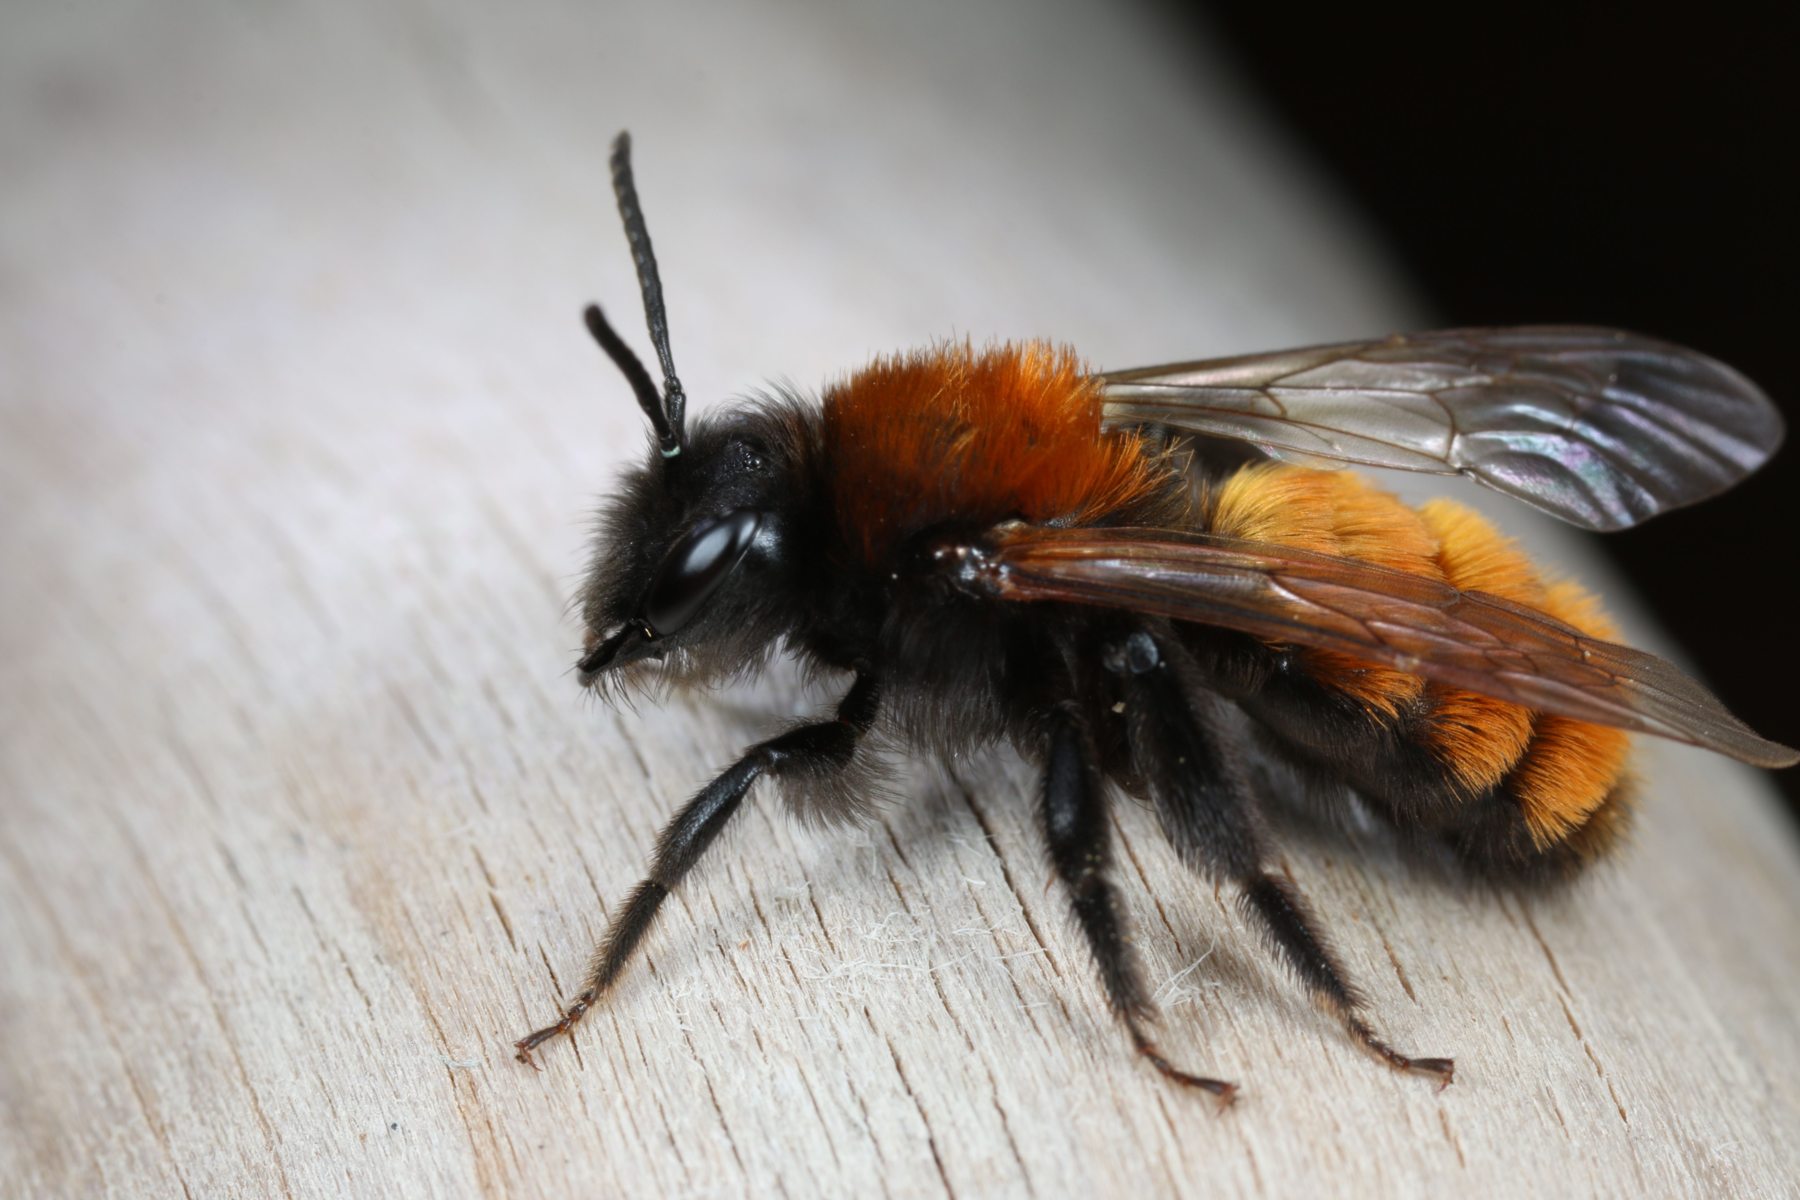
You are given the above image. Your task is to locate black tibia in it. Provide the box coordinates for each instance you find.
[1039,706,1237,1104]
[1238,878,1452,1084]
[1111,630,1453,1088]
[515,672,880,1065]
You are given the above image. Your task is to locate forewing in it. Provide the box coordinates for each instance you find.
[1100,326,1783,531]
[951,524,1796,768]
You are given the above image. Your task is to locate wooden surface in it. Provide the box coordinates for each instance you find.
[5,1,1800,1197]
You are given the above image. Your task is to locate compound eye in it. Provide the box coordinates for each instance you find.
[644,509,764,636]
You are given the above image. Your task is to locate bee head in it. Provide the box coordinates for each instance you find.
[574,402,813,692]
[571,132,812,693]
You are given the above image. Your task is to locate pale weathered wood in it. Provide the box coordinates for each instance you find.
[5,2,1800,1198]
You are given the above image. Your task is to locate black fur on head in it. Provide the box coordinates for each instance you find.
[575,397,824,697]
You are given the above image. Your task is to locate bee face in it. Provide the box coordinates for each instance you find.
[574,401,818,691]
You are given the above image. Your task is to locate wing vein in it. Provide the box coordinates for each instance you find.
[959,525,1796,769]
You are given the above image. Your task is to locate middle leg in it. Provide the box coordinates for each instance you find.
[1038,703,1238,1105]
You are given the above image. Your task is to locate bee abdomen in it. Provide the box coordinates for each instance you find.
[1411,499,1632,859]
[1207,464,1633,866]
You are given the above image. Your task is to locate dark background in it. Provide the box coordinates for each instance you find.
[1190,3,1799,825]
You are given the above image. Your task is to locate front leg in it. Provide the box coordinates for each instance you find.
[516,671,880,1065]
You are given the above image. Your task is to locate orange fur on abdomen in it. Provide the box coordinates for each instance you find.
[1209,465,1631,851]
[823,342,1169,564]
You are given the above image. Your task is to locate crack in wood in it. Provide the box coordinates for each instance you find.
[947,769,1063,978]
[883,1036,957,1200]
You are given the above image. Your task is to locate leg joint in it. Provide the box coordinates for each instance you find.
[757,720,859,770]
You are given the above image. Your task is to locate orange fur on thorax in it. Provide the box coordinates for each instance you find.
[822,342,1167,564]
[1210,465,1630,849]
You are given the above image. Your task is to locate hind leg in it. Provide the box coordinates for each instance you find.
[1111,630,1453,1088]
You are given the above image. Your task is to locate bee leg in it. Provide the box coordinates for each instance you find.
[515,671,880,1065]
[1237,873,1453,1089]
[1039,705,1238,1108]
[1114,630,1453,1090]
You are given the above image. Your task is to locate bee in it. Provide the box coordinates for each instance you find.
[514,133,1795,1103]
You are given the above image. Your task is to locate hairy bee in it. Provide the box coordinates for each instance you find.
[514,134,1794,1103]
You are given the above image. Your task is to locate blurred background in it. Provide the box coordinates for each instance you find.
[1188,2,1799,823]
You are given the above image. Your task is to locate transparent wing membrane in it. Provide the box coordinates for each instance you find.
[1101,326,1783,530]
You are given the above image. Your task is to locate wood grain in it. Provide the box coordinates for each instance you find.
[5,1,1799,1197]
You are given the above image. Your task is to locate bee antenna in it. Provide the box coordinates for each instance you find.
[583,304,673,449]
[607,131,686,458]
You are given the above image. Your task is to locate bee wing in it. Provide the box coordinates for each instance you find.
[952,524,1797,768]
[1099,326,1783,531]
